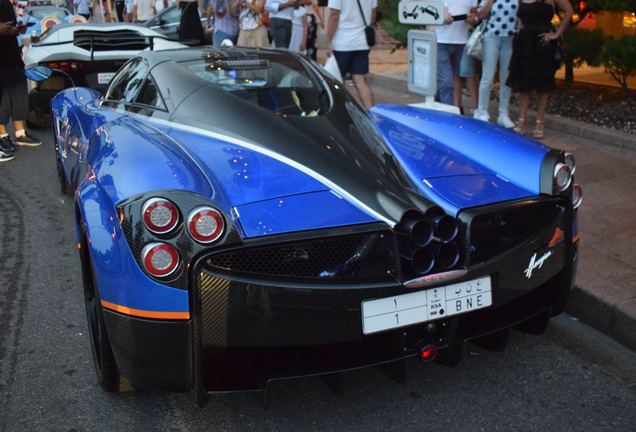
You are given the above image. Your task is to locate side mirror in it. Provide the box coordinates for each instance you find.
[24,65,53,82]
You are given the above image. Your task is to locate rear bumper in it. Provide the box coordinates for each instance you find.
[102,224,578,393]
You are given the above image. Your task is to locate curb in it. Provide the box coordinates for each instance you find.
[368,73,636,353]
[368,73,636,152]
[566,287,636,353]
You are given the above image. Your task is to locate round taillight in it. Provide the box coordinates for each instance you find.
[553,163,572,192]
[187,206,224,244]
[141,242,179,277]
[142,198,179,234]
[572,184,583,209]
[564,152,576,175]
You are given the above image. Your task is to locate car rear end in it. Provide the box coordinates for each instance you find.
[103,193,577,398]
[25,25,181,126]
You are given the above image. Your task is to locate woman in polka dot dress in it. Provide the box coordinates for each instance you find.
[506,0,572,138]
[473,0,519,129]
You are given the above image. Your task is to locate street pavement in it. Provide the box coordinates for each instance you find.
[0,91,635,431]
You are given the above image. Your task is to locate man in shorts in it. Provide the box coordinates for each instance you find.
[326,0,376,109]
[0,0,41,163]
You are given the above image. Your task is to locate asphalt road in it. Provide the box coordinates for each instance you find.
[1,126,636,432]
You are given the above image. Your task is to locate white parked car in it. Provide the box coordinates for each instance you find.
[23,23,185,127]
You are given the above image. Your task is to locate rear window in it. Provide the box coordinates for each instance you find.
[182,53,329,116]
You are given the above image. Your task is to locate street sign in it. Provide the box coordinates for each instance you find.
[408,30,437,96]
[406,29,460,114]
[398,0,447,25]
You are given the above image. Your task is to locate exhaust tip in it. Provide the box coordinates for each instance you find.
[411,247,436,275]
[436,242,460,270]
[433,215,458,243]
[411,219,434,246]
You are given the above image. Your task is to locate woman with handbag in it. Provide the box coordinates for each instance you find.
[506,0,572,138]
[473,0,520,129]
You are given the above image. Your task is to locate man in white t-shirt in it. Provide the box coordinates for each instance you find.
[326,0,376,109]
[433,0,478,107]
[155,0,170,13]
[133,0,156,22]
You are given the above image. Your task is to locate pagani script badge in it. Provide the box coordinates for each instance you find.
[524,251,553,279]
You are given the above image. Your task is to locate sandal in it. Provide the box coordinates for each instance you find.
[533,120,544,139]
[513,118,526,134]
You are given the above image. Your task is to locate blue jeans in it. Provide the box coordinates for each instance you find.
[270,17,292,48]
[477,33,513,115]
[436,43,464,105]
[460,45,478,78]
[214,30,238,46]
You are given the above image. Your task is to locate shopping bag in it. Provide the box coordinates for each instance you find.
[324,55,343,83]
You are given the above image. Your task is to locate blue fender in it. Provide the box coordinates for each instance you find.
[370,105,551,213]
[75,179,190,315]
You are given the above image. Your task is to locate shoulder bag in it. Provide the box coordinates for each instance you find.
[466,16,489,60]
[465,0,491,60]
[355,0,375,47]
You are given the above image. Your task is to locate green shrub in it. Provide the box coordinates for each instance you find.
[378,0,407,48]
[563,28,604,67]
[602,36,636,90]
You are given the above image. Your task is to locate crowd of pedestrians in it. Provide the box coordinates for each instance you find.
[432,0,573,139]
[1,0,578,166]
[0,0,41,163]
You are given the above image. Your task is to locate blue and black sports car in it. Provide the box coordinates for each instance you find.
[46,47,581,402]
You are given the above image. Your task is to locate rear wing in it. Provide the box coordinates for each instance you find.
[33,33,194,61]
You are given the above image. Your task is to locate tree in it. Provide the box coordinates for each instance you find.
[560,1,603,84]
[560,1,636,83]
[602,36,636,90]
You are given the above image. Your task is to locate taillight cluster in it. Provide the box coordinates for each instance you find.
[553,152,582,209]
[44,61,87,73]
[139,197,225,278]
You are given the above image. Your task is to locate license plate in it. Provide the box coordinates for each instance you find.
[361,276,492,335]
[97,72,116,85]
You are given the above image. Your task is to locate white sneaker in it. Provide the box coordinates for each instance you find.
[497,113,515,129]
[473,110,489,122]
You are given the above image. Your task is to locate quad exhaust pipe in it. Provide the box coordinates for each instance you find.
[396,208,461,276]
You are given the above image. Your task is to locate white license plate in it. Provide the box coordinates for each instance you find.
[361,276,492,335]
[97,72,116,85]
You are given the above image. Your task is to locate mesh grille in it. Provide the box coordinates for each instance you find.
[203,231,399,284]
[469,202,560,264]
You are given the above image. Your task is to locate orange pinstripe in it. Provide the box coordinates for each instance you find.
[100,300,190,320]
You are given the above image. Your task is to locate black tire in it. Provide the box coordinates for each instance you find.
[57,158,70,195]
[80,234,120,392]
